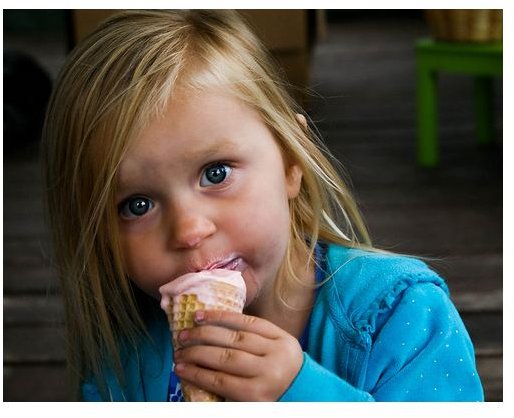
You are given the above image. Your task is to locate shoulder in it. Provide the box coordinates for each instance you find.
[317,243,450,346]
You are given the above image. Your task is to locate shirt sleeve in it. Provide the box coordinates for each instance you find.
[365,282,484,401]
[279,352,374,401]
[280,282,484,402]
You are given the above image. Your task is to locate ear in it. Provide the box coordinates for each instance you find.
[295,113,308,129]
[285,164,303,199]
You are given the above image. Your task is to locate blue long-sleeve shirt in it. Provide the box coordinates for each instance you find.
[82,243,484,401]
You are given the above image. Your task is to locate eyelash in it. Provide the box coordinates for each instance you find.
[199,162,233,187]
[118,196,154,220]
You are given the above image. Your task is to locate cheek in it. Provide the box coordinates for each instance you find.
[237,187,290,242]
[119,233,169,299]
[233,184,292,270]
[238,205,290,308]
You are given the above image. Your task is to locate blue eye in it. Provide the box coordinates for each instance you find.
[200,163,232,187]
[119,197,154,219]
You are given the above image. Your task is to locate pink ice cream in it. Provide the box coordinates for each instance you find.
[159,269,247,313]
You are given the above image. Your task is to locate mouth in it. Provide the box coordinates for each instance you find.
[204,256,246,272]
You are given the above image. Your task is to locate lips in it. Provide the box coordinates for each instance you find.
[204,256,245,272]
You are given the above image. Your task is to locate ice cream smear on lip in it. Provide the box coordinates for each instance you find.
[158,269,246,401]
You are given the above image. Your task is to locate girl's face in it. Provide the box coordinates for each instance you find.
[116,90,302,311]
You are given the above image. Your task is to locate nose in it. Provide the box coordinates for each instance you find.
[169,204,216,249]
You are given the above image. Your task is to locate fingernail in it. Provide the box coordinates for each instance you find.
[178,330,189,341]
[175,363,185,373]
[195,311,205,322]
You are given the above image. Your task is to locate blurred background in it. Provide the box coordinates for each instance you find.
[3,9,502,401]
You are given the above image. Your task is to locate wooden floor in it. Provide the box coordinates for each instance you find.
[3,13,502,401]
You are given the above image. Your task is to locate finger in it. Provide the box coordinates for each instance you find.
[175,362,256,401]
[174,344,261,377]
[177,325,268,356]
[195,310,282,339]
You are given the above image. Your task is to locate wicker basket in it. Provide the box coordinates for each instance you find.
[425,10,502,42]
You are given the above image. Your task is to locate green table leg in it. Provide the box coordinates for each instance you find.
[417,65,439,167]
[474,76,495,145]
[415,38,501,167]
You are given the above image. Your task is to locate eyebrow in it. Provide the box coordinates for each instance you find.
[182,140,238,164]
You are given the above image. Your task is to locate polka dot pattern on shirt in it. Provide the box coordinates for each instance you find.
[367,283,483,401]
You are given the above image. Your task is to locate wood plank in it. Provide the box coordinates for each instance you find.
[3,239,59,294]
[433,254,502,294]
[3,156,50,240]
[363,206,501,256]
[451,289,501,313]
[2,218,49,239]
[460,312,502,350]
[4,295,64,325]
[3,364,71,401]
[475,353,503,402]
[4,325,66,363]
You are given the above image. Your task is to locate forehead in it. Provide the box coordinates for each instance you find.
[116,90,276,181]
[137,90,262,150]
[147,89,260,138]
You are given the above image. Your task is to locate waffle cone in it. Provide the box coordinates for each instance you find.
[163,275,246,402]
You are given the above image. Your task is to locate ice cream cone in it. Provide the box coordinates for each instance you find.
[160,269,246,402]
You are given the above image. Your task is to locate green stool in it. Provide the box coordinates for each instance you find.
[415,38,502,167]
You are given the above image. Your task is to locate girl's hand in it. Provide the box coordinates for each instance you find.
[173,310,304,401]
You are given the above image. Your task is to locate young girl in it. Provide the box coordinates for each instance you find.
[41,10,484,401]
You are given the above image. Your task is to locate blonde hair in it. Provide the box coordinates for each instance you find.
[41,10,372,399]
